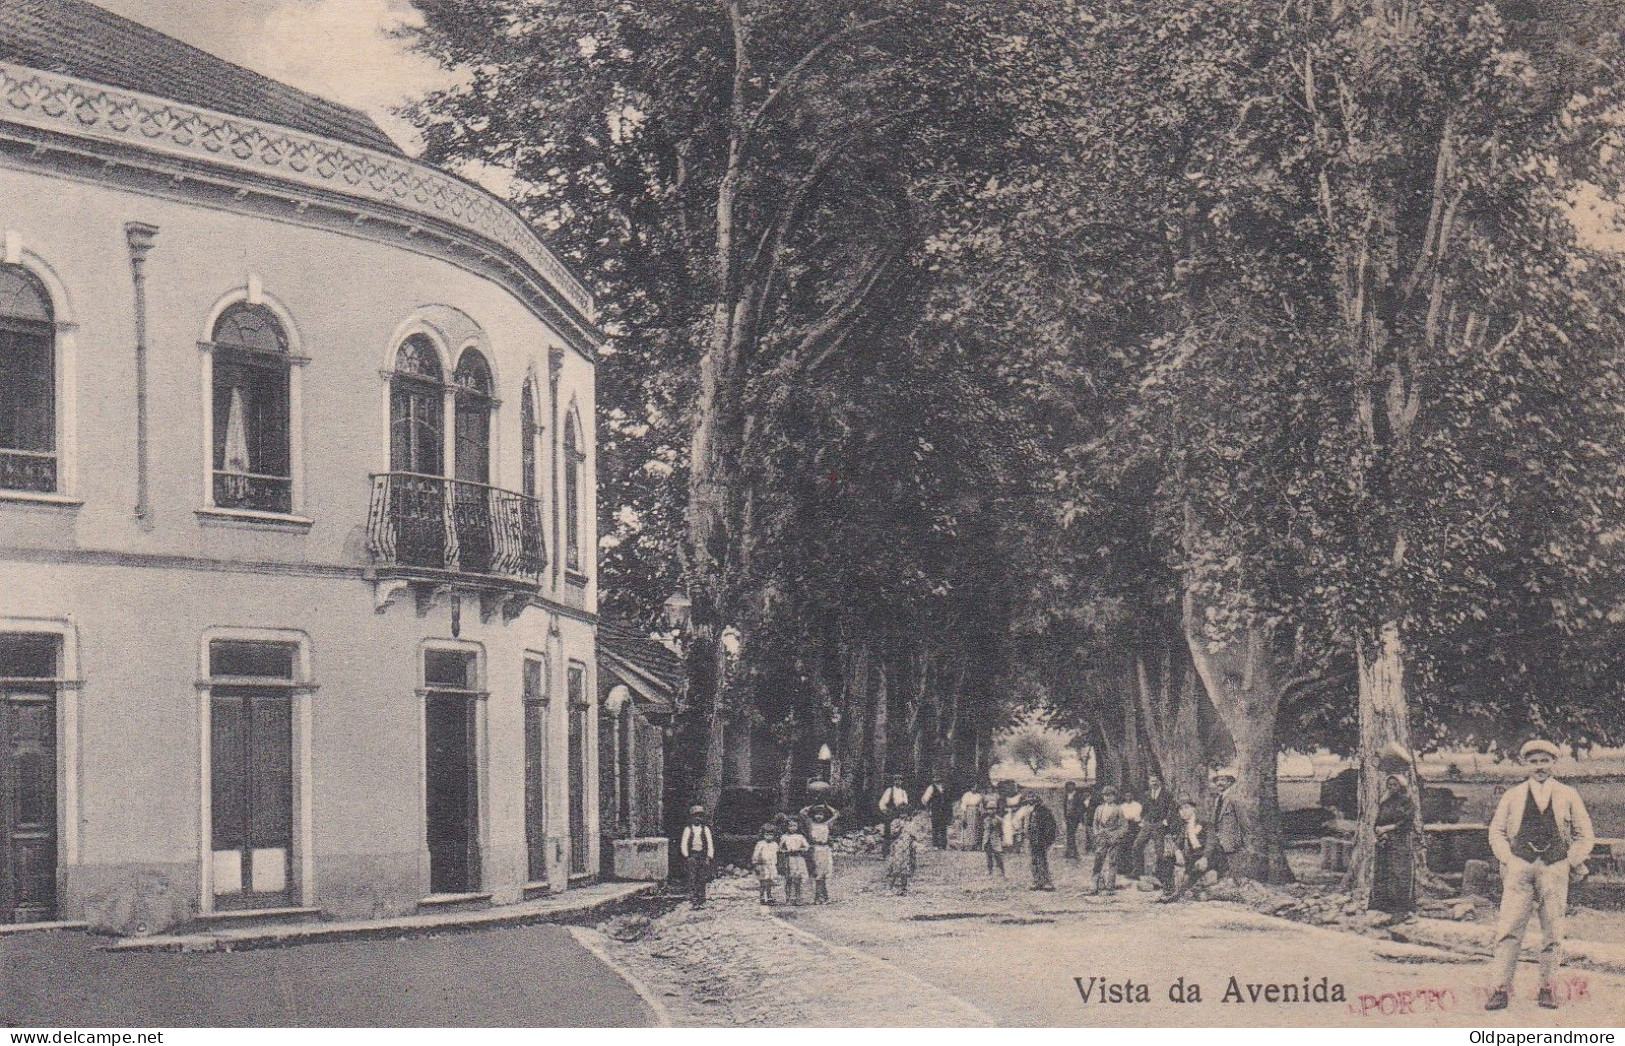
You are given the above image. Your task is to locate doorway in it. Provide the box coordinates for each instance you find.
[208,640,297,909]
[424,650,479,894]
[0,633,57,924]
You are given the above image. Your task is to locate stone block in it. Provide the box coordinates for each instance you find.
[1461,858,1496,898]
[612,837,669,881]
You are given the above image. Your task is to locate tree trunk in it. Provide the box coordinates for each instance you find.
[1183,599,1293,884]
[869,656,890,793]
[683,0,752,817]
[907,640,927,780]
[1123,684,1143,793]
[694,637,730,812]
[839,639,870,800]
[1136,651,1209,805]
[1348,620,1423,905]
[1093,719,1123,788]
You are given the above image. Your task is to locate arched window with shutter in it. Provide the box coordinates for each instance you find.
[519,380,537,501]
[453,349,493,485]
[563,409,585,577]
[390,335,444,476]
[0,265,56,493]
[210,303,292,512]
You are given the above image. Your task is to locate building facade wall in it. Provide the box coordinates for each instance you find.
[0,129,601,932]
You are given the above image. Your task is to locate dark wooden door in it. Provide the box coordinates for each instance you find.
[425,694,478,894]
[1,688,56,923]
[211,689,292,907]
[522,659,548,883]
[567,665,588,876]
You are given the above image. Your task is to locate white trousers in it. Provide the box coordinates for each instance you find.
[1492,857,1570,990]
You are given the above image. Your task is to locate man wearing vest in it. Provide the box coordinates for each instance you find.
[1484,739,1595,1011]
[680,804,716,909]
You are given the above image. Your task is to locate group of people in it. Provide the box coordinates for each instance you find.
[750,799,841,906]
[877,773,987,892]
[956,787,1062,888]
[679,793,843,910]
[1367,737,1600,1013]
[1086,771,1245,898]
[956,767,1247,901]
[679,737,1596,1015]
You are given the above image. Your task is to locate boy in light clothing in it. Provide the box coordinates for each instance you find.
[779,820,811,905]
[751,823,780,905]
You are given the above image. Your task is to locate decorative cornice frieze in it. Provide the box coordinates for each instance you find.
[0,61,595,325]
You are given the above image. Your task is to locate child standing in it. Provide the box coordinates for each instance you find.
[773,812,796,882]
[751,823,780,905]
[982,795,1006,877]
[779,819,811,905]
[887,816,919,894]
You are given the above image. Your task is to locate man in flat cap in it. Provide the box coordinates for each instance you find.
[1204,767,1245,881]
[1484,739,1595,1011]
[680,804,715,909]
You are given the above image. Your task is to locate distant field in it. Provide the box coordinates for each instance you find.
[1279,778,1625,838]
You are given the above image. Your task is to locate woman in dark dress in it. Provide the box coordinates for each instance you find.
[1371,773,1417,916]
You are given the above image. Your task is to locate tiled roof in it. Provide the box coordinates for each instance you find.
[0,0,403,155]
[598,619,683,711]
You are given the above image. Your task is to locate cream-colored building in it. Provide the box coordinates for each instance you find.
[0,0,604,932]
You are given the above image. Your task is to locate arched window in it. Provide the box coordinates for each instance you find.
[390,335,444,476]
[0,265,56,493]
[453,349,493,485]
[210,304,291,512]
[519,381,537,501]
[563,411,585,576]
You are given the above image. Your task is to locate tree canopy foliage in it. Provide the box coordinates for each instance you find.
[406,0,1625,863]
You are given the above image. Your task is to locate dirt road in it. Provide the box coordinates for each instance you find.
[597,841,1625,1027]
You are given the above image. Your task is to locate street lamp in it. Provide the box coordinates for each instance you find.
[662,590,692,632]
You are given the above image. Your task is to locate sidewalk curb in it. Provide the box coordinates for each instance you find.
[102,883,659,954]
[768,914,997,1027]
[1218,905,1625,978]
[1389,918,1625,977]
[568,925,674,1028]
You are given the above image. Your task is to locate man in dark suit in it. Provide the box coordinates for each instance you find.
[920,775,952,850]
[1204,767,1244,880]
[1062,781,1089,860]
[1028,795,1058,890]
[1133,775,1174,879]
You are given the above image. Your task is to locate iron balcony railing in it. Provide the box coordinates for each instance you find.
[0,449,56,494]
[367,472,546,584]
[214,470,293,514]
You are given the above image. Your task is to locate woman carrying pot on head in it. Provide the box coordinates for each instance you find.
[800,781,841,904]
[1371,772,1418,919]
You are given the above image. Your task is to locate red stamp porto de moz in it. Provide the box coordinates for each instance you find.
[1346,975,1590,1018]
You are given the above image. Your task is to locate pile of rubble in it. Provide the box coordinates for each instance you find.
[1206,878,1483,932]
[827,814,935,857]
[831,825,887,857]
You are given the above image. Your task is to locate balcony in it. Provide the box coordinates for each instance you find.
[367,473,545,616]
[0,449,56,494]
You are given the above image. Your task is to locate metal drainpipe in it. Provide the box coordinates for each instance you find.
[548,346,564,588]
[125,222,159,523]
